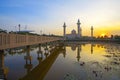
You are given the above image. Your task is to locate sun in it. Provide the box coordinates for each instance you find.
[100,33,106,37]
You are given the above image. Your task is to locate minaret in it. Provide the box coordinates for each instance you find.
[91,26,93,38]
[63,22,66,39]
[77,19,82,37]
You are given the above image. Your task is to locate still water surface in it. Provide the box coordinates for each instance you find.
[2,42,120,80]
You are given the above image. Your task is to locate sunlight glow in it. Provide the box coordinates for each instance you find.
[101,33,106,37]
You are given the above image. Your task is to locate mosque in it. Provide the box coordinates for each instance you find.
[63,19,93,39]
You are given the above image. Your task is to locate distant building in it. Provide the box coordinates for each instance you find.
[63,19,82,39]
[66,29,78,39]
[62,19,94,40]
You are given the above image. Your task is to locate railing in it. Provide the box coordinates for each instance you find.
[0,33,62,50]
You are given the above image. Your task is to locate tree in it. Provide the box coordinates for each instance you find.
[0,28,7,33]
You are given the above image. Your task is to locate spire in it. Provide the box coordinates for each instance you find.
[63,22,66,27]
[91,26,93,30]
[63,22,66,40]
[77,19,81,37]
[77,19,81,24]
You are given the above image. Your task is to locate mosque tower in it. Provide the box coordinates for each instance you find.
[63,22,66,39]
[77,19,82,37]
[91,26,93,38]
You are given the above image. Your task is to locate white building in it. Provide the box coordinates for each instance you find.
[66,29,80,39]
[63,19,82,39]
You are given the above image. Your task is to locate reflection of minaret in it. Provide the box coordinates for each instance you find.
[24,46,33,73]
[77,45,81,62]
[91,26,93,38]
[91,43,93,54]
[0,50,8,80]
[63,46,66,58]
[77,19,82,37]
[63,22,66,40]
[37,44,43,64]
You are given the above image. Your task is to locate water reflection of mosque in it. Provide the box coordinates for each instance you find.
[20,43,120,80]
[68,43,120,80]
[0,42,94,80]
[1,43,120,80]
[67,43,120,71]
[67,43,94,61]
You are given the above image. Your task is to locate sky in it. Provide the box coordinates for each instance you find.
[0,0,120,37]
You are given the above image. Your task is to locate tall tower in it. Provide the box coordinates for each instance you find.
[91,26,93,38]
[63,22,66,39]
[77,19,82,37]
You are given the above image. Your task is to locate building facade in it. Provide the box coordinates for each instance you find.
[63,19,82,39]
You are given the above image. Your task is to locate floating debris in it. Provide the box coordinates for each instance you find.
[80,62,85,66]
[103,55,112,58]
[64,73,78,80]
[104,66,112,71]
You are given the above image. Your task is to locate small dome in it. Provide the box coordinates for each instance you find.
[71,29,76,34]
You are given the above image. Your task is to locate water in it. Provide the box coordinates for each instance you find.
[1,42,120,80]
